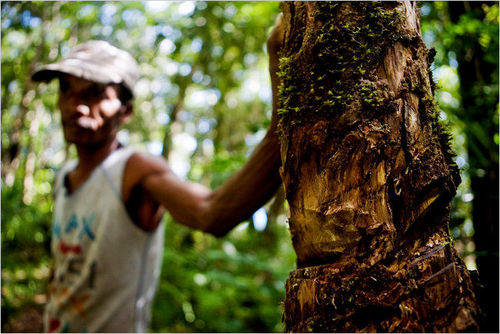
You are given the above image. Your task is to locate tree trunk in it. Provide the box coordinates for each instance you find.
[161,73,192,158]
[278,2,479,332]
[448,3,499,331]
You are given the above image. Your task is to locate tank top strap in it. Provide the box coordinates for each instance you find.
[52,159,78,199]
[99,147,136,201]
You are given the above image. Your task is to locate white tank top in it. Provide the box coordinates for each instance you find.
[44,147,164,333]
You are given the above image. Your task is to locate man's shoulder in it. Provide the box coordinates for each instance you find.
[122,151,172,203]
[125,151,171,181]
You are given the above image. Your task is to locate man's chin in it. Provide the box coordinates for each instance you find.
[64,133,98,146]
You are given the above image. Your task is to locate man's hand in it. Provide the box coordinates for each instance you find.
[267,13,284,72]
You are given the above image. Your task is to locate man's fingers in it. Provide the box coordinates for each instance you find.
[274,13,283,29]
[268,13,284,50]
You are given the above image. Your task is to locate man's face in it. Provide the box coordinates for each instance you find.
[57,74,128,147]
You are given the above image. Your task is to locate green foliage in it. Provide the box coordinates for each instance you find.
[1,2,293,332]
[153,218,295,332]
[420,2,499,255]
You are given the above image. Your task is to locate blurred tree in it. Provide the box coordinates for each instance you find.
[446,3,499,331]
[278,2,478,331]
[420,2,499,330]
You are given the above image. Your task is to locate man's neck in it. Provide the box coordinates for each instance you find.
[63,138,121,194]
[75,138,121,172]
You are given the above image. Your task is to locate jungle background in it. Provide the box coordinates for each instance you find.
[1,2,498,332]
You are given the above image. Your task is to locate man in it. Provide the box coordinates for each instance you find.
[32,18,283,333]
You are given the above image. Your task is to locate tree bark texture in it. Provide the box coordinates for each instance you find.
[277,2,479,332]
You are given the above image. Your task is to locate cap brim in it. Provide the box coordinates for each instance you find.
[31,63,117,86]
[31,64,63,82]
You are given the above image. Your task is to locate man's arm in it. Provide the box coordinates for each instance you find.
[201,16,284,235]
[142,17,284,236]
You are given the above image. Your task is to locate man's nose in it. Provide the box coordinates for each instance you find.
[75,104,90,116]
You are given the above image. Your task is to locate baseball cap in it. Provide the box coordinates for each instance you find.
[31,40,139,97]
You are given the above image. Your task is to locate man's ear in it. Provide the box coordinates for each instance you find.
[120,101,133,124]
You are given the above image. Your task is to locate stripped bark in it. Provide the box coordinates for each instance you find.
[278,2,479,332]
